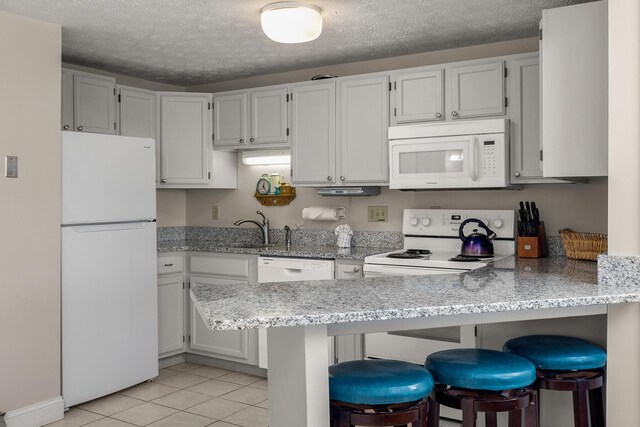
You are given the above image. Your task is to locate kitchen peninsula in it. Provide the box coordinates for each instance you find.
[191,255,640,427]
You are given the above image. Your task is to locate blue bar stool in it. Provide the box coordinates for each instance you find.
[425,349,538,427]
[503,335,606,427]
[329,359,434,427]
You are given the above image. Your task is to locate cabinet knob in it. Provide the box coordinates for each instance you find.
[77,126,84,131]
[239,138,245,143]
[250,137,255,143]
[451,111,458,117]
[63,125,70,130]
[435,112,442,118]
[161,179,167,183]
[340,176,345,181]
[327,176,333,182]
[514,172,521,177]
[353,267,360,273]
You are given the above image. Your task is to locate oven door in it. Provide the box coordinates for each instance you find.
[363,263,467,277]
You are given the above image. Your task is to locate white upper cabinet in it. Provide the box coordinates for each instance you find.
[213,85,289,149]
[118,85,156,139]
[62,68,117,134]
[250,87,289,145]
[338,75,390,184]
[448,59,506,119]
[61,69,74,131]
[213,91,247,147]
[392,68,444,125]
[158,93,211,186]
[541,1,608,177]
[291,81,336,185]
[74,73,117,134]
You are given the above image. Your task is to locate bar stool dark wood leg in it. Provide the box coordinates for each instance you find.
[525,390,538,427]
[426,397,439,427]
[485,411,498,427]
[461,398,477,427]
[588,382,605,427]
[572,381,589,427]
[507,408,522,427]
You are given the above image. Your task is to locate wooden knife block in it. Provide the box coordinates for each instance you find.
[517,222,548,258]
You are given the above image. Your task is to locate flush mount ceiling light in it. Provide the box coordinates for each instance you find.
[260,2,323,44]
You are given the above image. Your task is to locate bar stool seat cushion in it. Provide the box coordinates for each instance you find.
[329,359,434,405]
[426,349,536,391]
[503,335,607,371]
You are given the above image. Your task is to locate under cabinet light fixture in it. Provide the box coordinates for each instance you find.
[260,2,323,44]
[241,149,291,166]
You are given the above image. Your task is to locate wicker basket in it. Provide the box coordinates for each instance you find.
[559,229,608,261]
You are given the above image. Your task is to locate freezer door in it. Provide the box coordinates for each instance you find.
[62,132,156,224]
[62,221,158,407]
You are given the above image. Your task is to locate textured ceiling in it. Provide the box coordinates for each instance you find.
[0,0,592,86]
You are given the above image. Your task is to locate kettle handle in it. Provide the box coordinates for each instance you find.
[459,218,497,242]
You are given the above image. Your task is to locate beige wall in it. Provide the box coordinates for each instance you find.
[0,11,61,412]
[157,190,187,227]
[186,159,607,234]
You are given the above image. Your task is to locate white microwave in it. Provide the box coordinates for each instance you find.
[388,119,509,190]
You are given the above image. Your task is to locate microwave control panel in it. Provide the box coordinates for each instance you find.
[480,139,498,177]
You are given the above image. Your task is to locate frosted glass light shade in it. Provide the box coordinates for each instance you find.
[261,2,322,44]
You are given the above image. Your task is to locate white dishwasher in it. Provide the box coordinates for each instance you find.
[257,256,335,368]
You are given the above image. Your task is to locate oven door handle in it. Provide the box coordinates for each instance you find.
[470,136,479,182]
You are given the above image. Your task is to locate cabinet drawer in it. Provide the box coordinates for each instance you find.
[335,262,363,279]
[190,255,250,279]
[157,255,184,275]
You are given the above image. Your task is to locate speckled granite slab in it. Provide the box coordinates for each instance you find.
[546,235,566,256]
[190,257,640,331]
[598,255,640,287]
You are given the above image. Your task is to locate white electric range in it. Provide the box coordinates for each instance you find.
[364,208,516,277]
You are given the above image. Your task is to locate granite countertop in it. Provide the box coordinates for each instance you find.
[191,256,640,331]
[158,239,397,261]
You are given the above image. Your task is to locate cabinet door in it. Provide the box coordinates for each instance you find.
[339,75,390,184]
[158,275,184,357]
[393,69,444,124]
[449,60,505,119]
[118,86,156,139]
[213,91,247,147]
[250,87,288,145]
[74,73,116,134]
[541,1,608,177]
[61,69,74,131]
[335,261,363,279]
[159,93,211,186]
[189,276,258,365]
[291,81,336,185]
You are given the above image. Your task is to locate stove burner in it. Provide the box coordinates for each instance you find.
[406,249,432,255]
[387,252,424,259]
[449,255,481,262]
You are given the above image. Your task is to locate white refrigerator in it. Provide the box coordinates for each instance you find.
[61,132,158,407]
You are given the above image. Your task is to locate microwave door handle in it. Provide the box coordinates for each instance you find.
[470,137,479,181]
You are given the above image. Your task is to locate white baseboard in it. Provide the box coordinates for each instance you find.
[4,396,64,427]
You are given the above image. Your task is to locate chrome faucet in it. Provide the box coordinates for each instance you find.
[284,225,292,250]
[234,210,270,245]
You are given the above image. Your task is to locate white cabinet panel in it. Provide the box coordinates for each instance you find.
[393,68,444,124]
[118,86,156,139]
[250,87,288,145]
[338,75,389,184]
[335,261,363,280]
[291,81,336,185]
[74,73,116,134]
[158,93,211,186]
[62,69,74,131]
[541,1,608,177]
[158,275,184,357]
[213,91,247,147]
[449,60,505,119]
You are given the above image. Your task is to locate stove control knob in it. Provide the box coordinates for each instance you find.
[410,217,419,226]
[493,219,503,228]
[421,218,430,226]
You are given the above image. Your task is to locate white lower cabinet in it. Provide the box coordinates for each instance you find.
[157,253,186,358]
[187,254,259,366]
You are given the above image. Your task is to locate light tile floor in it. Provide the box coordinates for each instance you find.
[46,361,461,427]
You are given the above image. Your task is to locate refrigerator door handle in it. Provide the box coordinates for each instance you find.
[63,220,156,233]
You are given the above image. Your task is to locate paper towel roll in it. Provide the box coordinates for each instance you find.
[302,206,345,221]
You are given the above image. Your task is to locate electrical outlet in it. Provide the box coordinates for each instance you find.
[5,155,18,178]
[368,206,388,222]
[211,205,219,220]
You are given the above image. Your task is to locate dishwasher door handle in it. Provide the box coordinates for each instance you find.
[284,268,304,273]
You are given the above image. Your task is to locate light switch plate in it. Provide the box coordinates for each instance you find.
[368,206,388,222]
[5,155,18,178]
[211,205,219,220]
